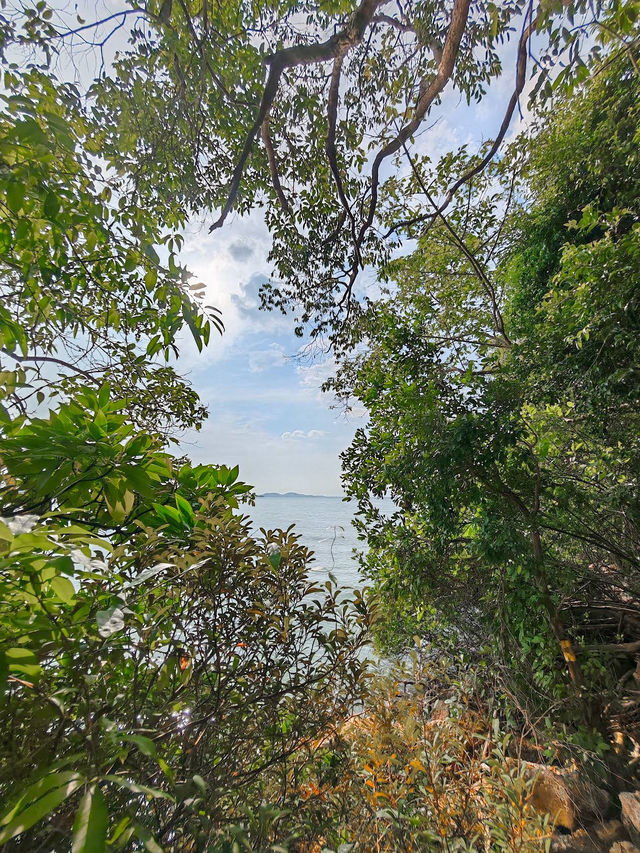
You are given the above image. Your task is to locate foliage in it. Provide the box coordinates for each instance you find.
[0,500,368,851]
[0,53,369,853]
[505,61,640,411]
[0,65,217,434]
[334,57,640,732]
[282,655,550,851]
[1,0,640,848]
[3,0,637,340]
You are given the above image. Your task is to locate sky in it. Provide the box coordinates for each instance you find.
[174,214,363,495]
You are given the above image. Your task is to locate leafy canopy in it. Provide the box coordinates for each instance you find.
[335,59,640,731]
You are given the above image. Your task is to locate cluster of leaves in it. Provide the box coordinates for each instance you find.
[0,500,369,851]
[272,654,550,851]
[7,0,637,341]
[0,49,370,853]
[0,64,216,434]
[335,55,640,734]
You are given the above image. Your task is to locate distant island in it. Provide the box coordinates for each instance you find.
[257,492,342,499]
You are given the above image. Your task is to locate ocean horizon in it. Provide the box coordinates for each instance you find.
[245,493,363,590]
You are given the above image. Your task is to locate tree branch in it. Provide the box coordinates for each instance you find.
[209,0,386,232]
[372,13,414,33]
[403,144,510,345]
[388,3,538,238]
[1,348,102,386]
[588,639,640,655]
[261,113,291,214]
[361,0,472,240]
[334,0,472,313]
[326,48,362,264]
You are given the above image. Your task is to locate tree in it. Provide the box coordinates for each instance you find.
[334,56,640,730]
[5,0,636,340]
[0,56,369,852]
[0,485,368,851]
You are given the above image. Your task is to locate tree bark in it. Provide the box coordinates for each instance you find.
[531,529,585,691]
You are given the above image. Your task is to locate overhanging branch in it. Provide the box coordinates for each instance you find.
[389,3,538,238]
[209,0,387,232]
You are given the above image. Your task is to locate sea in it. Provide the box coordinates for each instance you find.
[245,494,364,590]
[244,494,409,675]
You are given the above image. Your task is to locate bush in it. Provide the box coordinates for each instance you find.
[0,498,369,850]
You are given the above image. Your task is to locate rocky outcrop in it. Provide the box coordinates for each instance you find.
[549,820,627,853]
[610,842,640,853]
[620,792,640,844]
[547,791,640,853]
[517,761,610,831]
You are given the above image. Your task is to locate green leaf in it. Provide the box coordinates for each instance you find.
[0,221,11,253]
[144,268,158,291]
[5,647,41,679]
[142,243,160,264]
[104,489,133,524]
[51,575,76,604]
[121,734,157,757]
[85,230,98,252]
[103,776,172,801]
[135,823,164,853]
[97,384,110,408]
[108,816,131,845]
[152,503,182,526]
[192,774,206,794]
[72,785,108,853]
[174,494,195,525]
[43,191,61,220]
[120,465,155,498]
[6,181,25,213]
[269,552,282,570]
[0,772,85,844]
[14,117,48,146]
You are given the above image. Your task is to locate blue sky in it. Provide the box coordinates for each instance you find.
[175,214,366,495]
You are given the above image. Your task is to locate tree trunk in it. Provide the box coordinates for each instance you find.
[531,529,585,692]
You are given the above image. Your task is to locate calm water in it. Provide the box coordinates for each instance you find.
[245,495,403,673]
[244,495,364,590]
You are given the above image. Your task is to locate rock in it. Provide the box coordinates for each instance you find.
[620,793,640,844]
[520,762,609,831]
[550,820,627,853]
[610,842,640,853]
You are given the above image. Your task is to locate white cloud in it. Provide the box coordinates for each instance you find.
[295,354,338,400]
[185,412,350,494]
[248,344,288,373]
[413,114,467,169]
[281,429,325,441]
[175,215,284,369]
